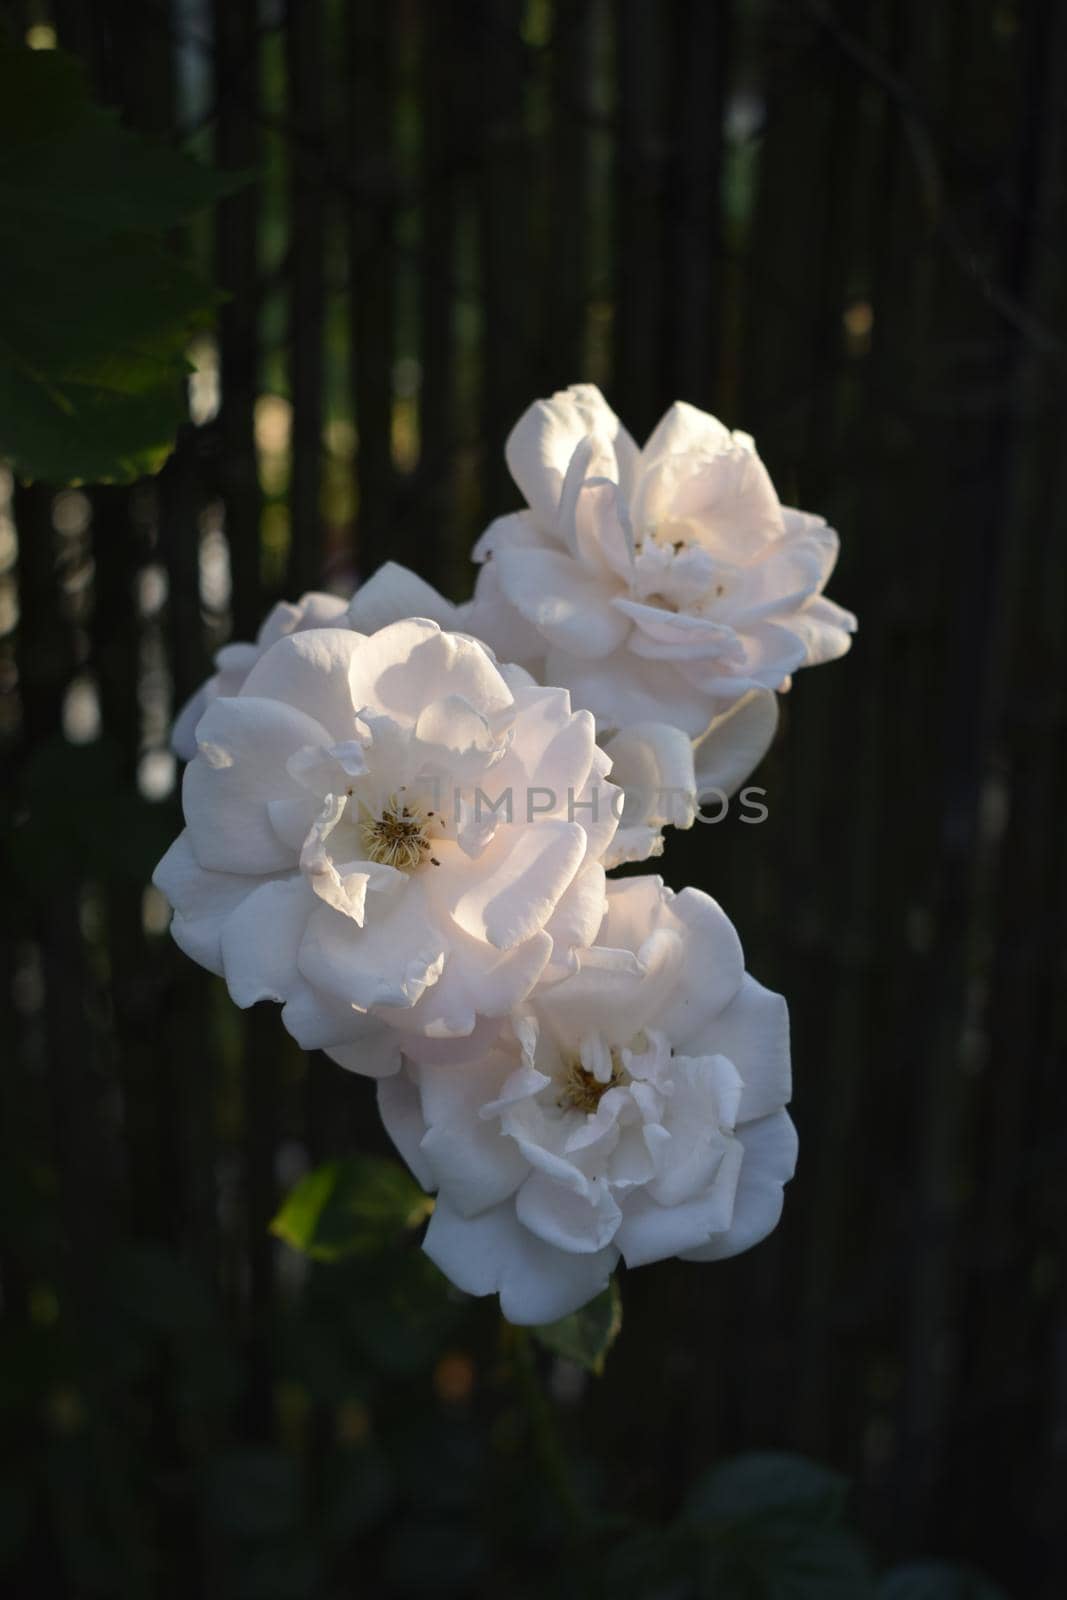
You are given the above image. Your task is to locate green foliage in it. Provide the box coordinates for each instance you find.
[683,1451,850,1525]
[0,34,240,485]
[601,1456,1015,1600]
[605,1452,873,1600]
[270,1157,434,1263]
[532,1278,622,1374]
[5,737,175,898]
[680,1451,875,1599]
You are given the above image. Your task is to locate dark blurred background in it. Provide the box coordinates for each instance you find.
[1,0,1066,1595]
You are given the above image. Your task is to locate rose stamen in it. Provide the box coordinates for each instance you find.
[557,1050,628,1114]
[359,794,433,872]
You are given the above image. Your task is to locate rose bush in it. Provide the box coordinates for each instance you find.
[377,876,796,1324]
[467,383,855,739]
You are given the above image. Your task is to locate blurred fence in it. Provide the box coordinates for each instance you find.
[2,1,1066,1595]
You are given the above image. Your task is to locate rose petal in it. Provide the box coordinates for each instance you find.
[679,1110,798,1262]
[422,1196,619,1324]
[495,546,630,659]
[345,561,462,633]
[614,1135,744,1268]
[693,689,778,799]
[241,629,366,744]
[603,721,697,832]
[297,891,447,1011]
[377,1069,435,1188]
[323,1019,404,1079]
[183,695,332,874]
[515,1170,623,1253]
[152,832,261,975]
[220,875,318,1008]
[505,384,631,529]
[684,974,790,1123]
[545,645,713,739]
[442,819,586,951]
[350,618,513,725]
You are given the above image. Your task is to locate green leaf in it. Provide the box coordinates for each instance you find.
[531,1278,622,1374]
[270,1158,434,1263]
[348,1250,464,1374]
[3,736,174,901]
[684,1452,850,1525]
[880,1563,1011,1600]
[0,34,243,485]
[683,1453,876,1599]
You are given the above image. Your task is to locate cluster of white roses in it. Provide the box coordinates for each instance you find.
[156,386,855,1325]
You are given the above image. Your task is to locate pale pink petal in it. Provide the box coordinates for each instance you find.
[614,1137,744,1268]
[464,560,550,671]
[442,820,586,950]
[495,546,630,659]
[349,619,513,725]
[515,1171,623,1253]
[418,1056,530,1216]
[535,924,686,1050]
[540,861,608,977]
[297,893,447,1011]
[152,833,261,975]
[182,695,332,874]
[280,980,373,1052]
[323,1019,404,1079]
[377,1069,435,1188]
[505,384,628,529]
[603,721,697,834]
[684,975,790,1123]
[257,592,350,650]
[679,1110,798,1262]
[171,682,216,763]
[345,561,462,634]
[693,689,778,799]
[240,628,365,743]
[787,597,857,667]
[545,646,713,739]
[423,1196,619,1324]
[388,929,552,1040]
[219,875,317,1008]
[638,399,733,469]
[654,886,746,1042]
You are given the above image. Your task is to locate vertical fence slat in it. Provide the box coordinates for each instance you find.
[285,0,326,595]
[547,0,593,387]
[213,0,263,638]
[613,0,668,433]
[349,0,398,580]
[478,0,530,518]
[663,0,730,407]
[415,0,465,590]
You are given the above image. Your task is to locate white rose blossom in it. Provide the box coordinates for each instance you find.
[154,616,627,1074]
[466,383,856,741]
[377,875,796,1325]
